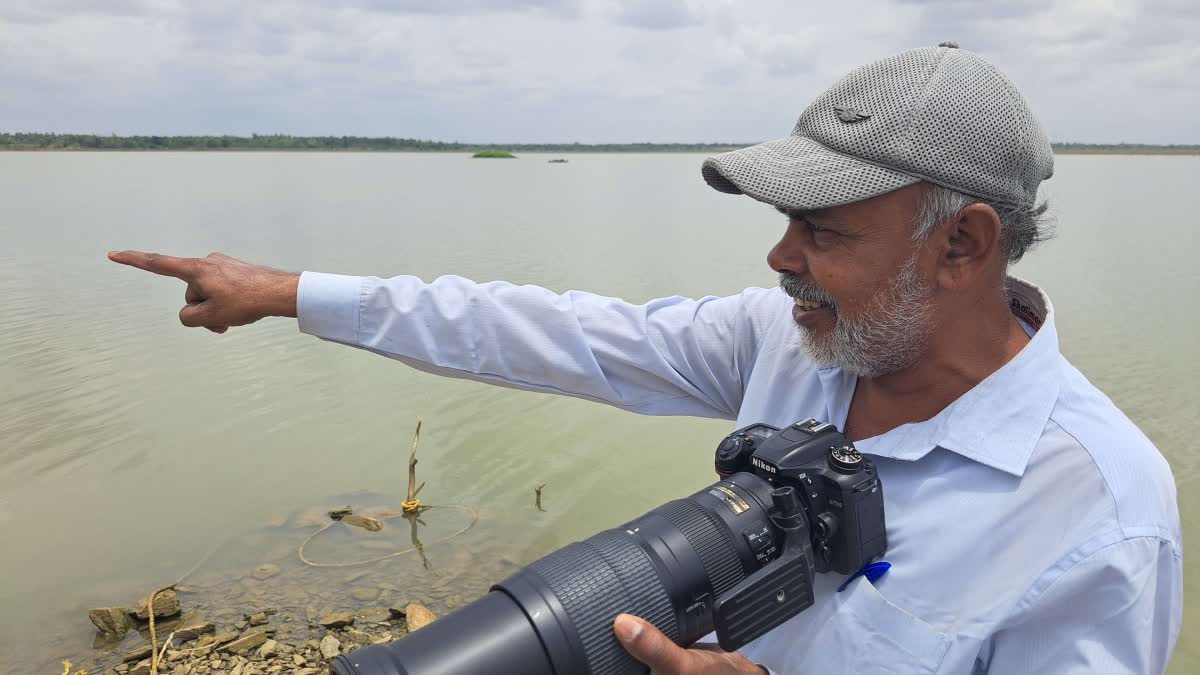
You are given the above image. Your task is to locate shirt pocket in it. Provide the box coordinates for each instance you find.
[840,577,951,674]
[776,577,951,674]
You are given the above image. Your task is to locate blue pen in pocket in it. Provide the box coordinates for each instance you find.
[838,560,892,592]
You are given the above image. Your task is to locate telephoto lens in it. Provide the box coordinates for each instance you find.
[332,472,790,675]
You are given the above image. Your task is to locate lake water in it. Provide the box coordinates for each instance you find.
[0,152,1197,673]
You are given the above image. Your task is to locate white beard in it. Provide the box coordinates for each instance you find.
[797,252,938,378]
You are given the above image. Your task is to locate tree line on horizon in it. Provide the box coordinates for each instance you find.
[0,133,744,152]
[1,133,1197,154]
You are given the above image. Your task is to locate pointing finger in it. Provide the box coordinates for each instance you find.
[108,250,198,280]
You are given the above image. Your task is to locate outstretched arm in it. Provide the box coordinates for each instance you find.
[108,250,785,419]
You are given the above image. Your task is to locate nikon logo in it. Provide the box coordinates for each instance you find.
[751,457,777,474]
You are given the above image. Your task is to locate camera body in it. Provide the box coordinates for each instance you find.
[703,418,888,649]
[714,418,886,576]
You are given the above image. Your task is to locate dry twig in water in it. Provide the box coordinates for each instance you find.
[407,418,422,501]
[403,417,430,514]
[146,583,176,675]
[156,631,177,665]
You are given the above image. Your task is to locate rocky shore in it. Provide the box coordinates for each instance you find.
[86,587,438,675]
[45,496,510,675]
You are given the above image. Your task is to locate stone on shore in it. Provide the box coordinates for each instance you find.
[403,603,437,632]
[173,621,215,641]
[318,611,354,628]
[132,589,181,620]
[319,634,341,659]
[342,514,383,531]
[122,645,153,663]
[221,630,269,654]
[248,612,269,626]
[257,638,279,658]
[89,607,133,635]
[191,645,215,658]
[357,607,392,624]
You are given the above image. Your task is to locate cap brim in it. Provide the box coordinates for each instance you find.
[702,136,919,210]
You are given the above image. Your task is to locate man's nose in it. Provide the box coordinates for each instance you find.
[767,229,807,275]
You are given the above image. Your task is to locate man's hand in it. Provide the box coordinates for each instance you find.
[614,614,767,675]
[107,250,300,334]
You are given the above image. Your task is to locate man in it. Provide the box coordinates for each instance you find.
[110,44,1182,674]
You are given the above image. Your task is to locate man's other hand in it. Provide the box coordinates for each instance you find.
[107,250,300,333]
[614,614,768,675]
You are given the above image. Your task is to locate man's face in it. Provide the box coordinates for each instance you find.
[767,184,939,377]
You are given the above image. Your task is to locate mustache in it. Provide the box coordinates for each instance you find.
[779,272,836,308]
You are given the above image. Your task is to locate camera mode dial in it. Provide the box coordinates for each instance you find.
[828,445,863,474]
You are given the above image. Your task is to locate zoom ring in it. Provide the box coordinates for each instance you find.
[659,498,745,598]
[527,531,673,675]
[587,530,679,643]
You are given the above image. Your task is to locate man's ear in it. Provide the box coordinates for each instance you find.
[934,203,1002,290]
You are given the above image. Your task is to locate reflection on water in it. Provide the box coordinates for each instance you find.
[296,503,479,570]
[0,152,1196,673]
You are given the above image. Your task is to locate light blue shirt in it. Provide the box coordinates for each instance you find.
[297,272,1182,674]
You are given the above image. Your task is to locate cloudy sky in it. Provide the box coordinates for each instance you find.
[1,0,1196,144]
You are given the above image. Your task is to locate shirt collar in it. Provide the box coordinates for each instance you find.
[818,276,1061,477]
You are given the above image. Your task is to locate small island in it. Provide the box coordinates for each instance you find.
[472,150,516,158]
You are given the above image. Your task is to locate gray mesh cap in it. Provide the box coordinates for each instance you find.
[701,43,1054,210]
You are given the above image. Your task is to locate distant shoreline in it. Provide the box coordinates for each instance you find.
[4,148,1199,155]
[2,134,1197,155]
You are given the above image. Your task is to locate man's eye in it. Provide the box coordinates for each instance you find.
[782,211,838,239]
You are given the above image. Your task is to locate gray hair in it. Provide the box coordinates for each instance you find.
[912,184,1052,265]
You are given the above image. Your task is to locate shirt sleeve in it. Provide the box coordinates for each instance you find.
[296,271,784,419]
[982,536,1182,675]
